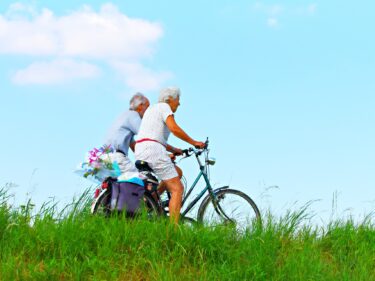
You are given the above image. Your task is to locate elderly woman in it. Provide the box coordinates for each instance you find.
[135,87,205,224]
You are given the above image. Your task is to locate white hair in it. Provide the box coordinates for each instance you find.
[158,87,181,103]
[129,93,147,110]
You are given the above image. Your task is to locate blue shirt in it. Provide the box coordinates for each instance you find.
[104,110,141,155]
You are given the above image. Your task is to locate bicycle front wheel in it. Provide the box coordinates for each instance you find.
[197,188,261,230]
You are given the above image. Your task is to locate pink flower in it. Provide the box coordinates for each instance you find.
[92,162,101,169]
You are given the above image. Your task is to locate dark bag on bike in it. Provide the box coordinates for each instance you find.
[110,181,145,215]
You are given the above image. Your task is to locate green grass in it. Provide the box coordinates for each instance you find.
[0,187,375,280]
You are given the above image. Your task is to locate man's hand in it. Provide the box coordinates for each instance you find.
[193,141,206,149]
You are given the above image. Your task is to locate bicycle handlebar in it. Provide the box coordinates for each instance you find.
[177,138,209,158]
[170,138,209,161]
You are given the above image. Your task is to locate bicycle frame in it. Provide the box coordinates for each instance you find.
[179,148,221,218]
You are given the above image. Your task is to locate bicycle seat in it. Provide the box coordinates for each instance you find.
[135,160,153,172]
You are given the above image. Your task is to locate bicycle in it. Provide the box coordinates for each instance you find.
[91,139,261,230]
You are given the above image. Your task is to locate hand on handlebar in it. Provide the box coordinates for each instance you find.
[172,148,184,156]
[193,141,206,149]
[175,138,209,160]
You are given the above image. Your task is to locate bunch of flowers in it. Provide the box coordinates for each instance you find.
[77,145,121,182]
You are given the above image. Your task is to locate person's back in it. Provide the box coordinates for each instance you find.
[105,109,141,155]
[137,103,173,146]
[105,93,150,179]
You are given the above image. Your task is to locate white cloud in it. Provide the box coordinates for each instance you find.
[111,61,173,92]
[252,3,284,28]
[269,5,283,16]
[307,4,317,14]
[12,59,100,85]
[252,3,283,15]
[0,3,163,59]
[252,3,317,28]
[294,3,318,15]
[5,3,37,18]
[267,18,278,28]
[0,3,170,89]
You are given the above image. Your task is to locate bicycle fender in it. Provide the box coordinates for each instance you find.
[214,186,229,191]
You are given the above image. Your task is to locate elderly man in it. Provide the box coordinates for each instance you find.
[135,87,205,223]
[105,93,150,179]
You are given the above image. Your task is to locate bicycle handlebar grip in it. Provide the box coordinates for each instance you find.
[182,149,190,156]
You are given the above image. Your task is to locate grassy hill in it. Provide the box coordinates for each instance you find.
[0,188,374,281]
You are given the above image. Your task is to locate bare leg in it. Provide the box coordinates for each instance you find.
[157,165,183,195]
[175,165,183,178]
[163,176,184,224]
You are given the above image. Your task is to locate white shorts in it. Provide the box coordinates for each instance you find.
[135,142,178,181]
[112,152,140,180]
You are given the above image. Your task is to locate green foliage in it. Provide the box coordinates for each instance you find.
[0,187,375,280]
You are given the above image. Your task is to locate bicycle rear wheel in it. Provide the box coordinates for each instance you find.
[91,190,161,219]
[139,192,162,220]
[197,188,261,231]
[91,189,111,216]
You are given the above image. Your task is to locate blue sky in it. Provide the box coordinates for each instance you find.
[1,1,374,222]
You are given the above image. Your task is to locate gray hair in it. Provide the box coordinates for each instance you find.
[129,92,147,110]
[158,87,181,103]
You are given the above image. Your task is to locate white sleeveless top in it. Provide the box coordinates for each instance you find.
[136,103,173,145]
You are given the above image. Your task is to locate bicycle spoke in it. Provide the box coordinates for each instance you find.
[198,189,261,232]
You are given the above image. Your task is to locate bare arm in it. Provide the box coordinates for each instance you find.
[165,115,204,148]
[165,143,182,154]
